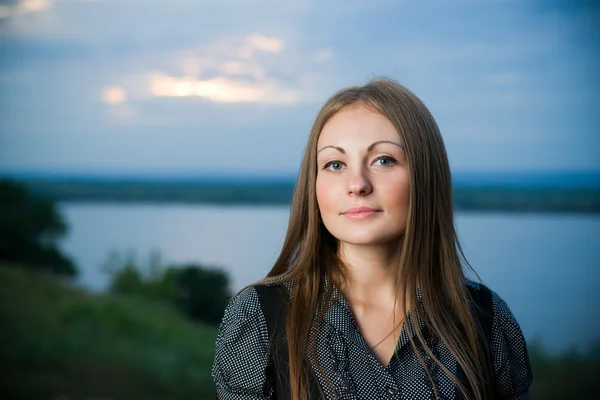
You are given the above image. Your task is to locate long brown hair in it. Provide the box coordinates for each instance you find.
[257,77,491,400]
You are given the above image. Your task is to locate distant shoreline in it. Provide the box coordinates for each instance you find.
[11,176,600,214]
[3,170,600,188]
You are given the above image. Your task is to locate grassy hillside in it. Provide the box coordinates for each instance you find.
[0,265,218,399]
[0,264,597,399]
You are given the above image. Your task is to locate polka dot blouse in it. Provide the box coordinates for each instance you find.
[212,280,533,399]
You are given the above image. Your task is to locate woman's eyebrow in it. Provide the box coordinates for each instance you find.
[317,145,345,155]
[367,140,404,151]
[317,140,403,155]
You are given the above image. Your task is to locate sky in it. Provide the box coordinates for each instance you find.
[0,0,598,177]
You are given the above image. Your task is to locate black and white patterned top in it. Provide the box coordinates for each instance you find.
[212,280,532,399]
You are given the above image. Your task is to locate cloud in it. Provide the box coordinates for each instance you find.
[19,0,50,13]
[102,85,127,104]
[0,0,51,21]
[100,33,331,106]
[237,34,284,58]
[0,0,64,38]
[149,74,302,104]
[140,34,305,104]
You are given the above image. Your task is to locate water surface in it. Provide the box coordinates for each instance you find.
[60,203,600,353]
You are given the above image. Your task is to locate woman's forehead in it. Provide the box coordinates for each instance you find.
[317,105,402,148]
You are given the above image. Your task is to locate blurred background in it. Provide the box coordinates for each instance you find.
[0,0,599,399]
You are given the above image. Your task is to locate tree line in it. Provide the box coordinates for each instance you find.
[0,178,232,325]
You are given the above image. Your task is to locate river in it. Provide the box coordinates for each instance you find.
[59,203,600,354]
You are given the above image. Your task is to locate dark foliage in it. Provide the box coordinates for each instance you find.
[104,250,231,326]
[170,265,232,325]
[0,179,76,276]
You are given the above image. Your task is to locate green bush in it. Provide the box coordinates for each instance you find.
[173,264,231,324]
[0,179,76,276]
[103,249,231,325]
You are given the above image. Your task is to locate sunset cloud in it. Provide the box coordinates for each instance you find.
[106,33,325,105]
[149,74,301,104]
[102,86,127,105]
[19,0,50,13]
[0,0,52,19]
[209,34,285,60]
[235,34,285,59]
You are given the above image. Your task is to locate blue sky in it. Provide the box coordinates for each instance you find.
[0,0,598,176]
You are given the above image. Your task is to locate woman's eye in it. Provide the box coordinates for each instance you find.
[373,156,396,167]
[324,161,344,171]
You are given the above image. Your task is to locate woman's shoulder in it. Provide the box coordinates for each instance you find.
[222,286,262,321]
[219,283,290,327]
[213,285,275,396]
[464,279,516,319]
[465,279,533,397]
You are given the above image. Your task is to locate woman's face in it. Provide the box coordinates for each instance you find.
[315,104,410,248]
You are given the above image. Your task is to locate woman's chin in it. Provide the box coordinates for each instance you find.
[335,234,403,248]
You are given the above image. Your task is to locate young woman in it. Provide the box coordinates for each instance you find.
[212,78,532,399]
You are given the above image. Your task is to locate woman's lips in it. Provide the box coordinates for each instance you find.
[342,207,381,220]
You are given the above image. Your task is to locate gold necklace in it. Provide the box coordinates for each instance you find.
[370,320,403,350]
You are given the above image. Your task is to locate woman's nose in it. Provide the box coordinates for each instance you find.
[347,167,372,196]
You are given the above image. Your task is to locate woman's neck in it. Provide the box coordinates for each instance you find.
[338,241,402,304]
